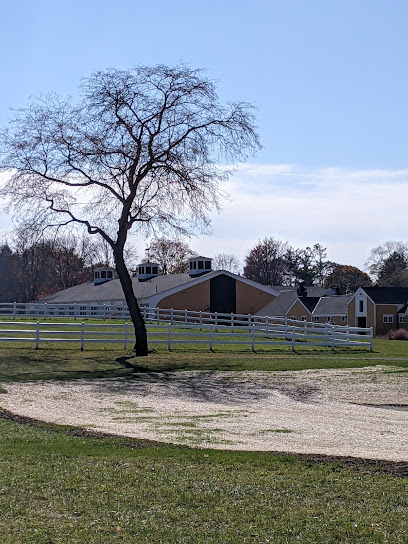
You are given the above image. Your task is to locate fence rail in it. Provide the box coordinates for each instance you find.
[0,318,373,351]
[0,301,369,330]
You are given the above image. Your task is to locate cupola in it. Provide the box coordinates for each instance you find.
[93,267,115,285]
[188,256,212,277]
[137,262,160,282]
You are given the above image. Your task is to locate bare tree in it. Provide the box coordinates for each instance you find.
[0,65,260,355]
[9,226,94,300]
[145,237,196,274]
[366,241,408,283]
[212,253,241,274]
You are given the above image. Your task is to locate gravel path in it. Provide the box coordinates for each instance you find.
[2,366,407,462]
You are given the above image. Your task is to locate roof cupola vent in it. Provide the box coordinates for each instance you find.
[188,256,212,277]
[137,262,160,282]
[93,267,115,286]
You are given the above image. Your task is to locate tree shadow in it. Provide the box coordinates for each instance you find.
[95,362,320,406]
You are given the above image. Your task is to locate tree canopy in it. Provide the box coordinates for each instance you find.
[323,264,372,293]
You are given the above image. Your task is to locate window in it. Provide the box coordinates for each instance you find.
[341,316,347,322]
[359,300,364,312]
[198,261,204,269]
[101,270,106,278]
[146,266,151,274]
[399,315,406,324]
[153,266,158,275]
[107,271,113,278]
[290,316,296,321]
[205,261,211,269]
[301,316,307,321]
[383,314,393,324]
[313,316,320,322]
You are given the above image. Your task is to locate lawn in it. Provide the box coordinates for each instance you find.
[0,415,407,544]
[0,337,407,383]
[0,339,407,543]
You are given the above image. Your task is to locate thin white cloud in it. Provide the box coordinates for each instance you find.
[194,164,408,270]
[1,164,407,271]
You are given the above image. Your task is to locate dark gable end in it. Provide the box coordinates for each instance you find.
[299,297,320,313]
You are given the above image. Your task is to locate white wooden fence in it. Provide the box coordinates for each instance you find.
[0,319,373,351]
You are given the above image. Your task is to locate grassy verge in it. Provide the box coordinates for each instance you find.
[0,415,407,544]
[0,338,407,383]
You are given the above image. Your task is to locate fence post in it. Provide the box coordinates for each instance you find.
[209,325,213,351]
[248,314,251,327]
[251,325,255,352]
[331,329,335,351]
[124,323,128,350]
[231,313,234,333]
[369,328,373,352]
[35,321,40,350]
[13,302,16,320]
[304,320,307,340]
[168,323,172,351]
[291,327,295,351]
[214,312,218,332]
[80,322,85,351]
[285,317,287,334]
[170,308,174,325]
[184,309,188,325]
[44,303,48,321]
[74,303,78,320]
[199,311,203,330]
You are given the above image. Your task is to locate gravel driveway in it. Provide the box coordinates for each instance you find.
[2,366,407,462]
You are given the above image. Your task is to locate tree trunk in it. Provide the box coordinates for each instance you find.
[114,249,148,357]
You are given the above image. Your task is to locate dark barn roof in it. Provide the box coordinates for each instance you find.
[362,287,408,304]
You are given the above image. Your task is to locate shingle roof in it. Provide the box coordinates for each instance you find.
[256,292,321,316]
[255,291,298,316]
[313,295,352,316]
[361,287,408,304]
[42,273,195,304]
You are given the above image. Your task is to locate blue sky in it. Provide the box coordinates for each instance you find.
[1,0,408,270]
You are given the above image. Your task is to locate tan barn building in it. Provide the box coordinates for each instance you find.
[347,287,408,335]
[43,257,280,315]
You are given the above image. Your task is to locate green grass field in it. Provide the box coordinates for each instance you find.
[0,336,407,383]
[0,337,407,543]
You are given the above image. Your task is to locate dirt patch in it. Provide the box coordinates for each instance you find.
[1,366,407,462]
